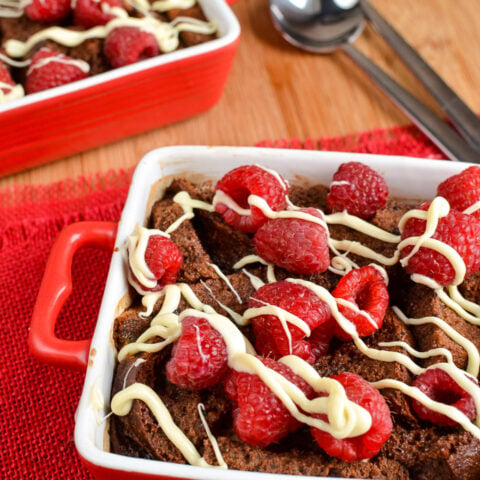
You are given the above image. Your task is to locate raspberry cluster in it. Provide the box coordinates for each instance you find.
[164,164,399,461]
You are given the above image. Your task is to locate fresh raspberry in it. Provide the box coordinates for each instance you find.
[327,162,389,220]
[332,266,388,341]
[311,372,392,462]
[25,0,71,22]
[166,316,228,390]
[0,65,15,94]
[25,48,89,95]
[253,208,330,275]
[400,203,480,286]
[131,234,182,292]
[249,281,332,363]
[215,165,288,233]
[410,368,477,427]
[437,166,480,220]
[309,318,336,358]
[104,26,160,68]
[74,0,125,27]
[225,356,315,446]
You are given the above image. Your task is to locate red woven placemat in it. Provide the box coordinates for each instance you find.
[0,126,445,479]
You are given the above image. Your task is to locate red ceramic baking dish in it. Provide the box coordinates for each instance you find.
[0,1,240,177]
[29,146,478,480]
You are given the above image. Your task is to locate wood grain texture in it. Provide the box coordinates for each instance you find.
[2,0,480,188]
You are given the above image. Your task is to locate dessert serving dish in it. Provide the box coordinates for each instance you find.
[30,146,480,480]
[0,0,240,177]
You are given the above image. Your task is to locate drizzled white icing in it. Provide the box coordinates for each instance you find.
[0,52,31,67]
[27,55,90,74]
[168,191,213,234]
[208,263,243,304]
[330,180,351,187]
[151,0,195,12]
[5,14,216,58]
[372,378,480,437]
[464,200,480,215]
[240,268,264,290]
[0,0,30,18]
[234,254,277,283]
[393,307,480,378]
[200,279,245,326]
[111,382,224,467]
[0,82,24,103]
[197,403,227,468]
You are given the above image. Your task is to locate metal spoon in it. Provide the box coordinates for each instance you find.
[270,0,480,163]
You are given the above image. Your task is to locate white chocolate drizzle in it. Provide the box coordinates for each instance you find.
[378,340,454,363]
[111,383,222,468]
[393,307,480,378]
[0,82,24,103]
[27,54,90,74]
[442,286,480,326]
[372,378,480,436]
[5,14,216,58]
[0,52,31,67]
[464,200,480,215]
[197,403,227,468]
[0,0,30,18]
[212,189,251,216]
[325,211,400,243]
[328,254,355,276]
[233,255,277,283]
[151,0,195,12]
[200,279,245,326]
[397,198,467,286]
[240,268,264,290]
[168,191,213,234]
[122,357,146,389]
[208,263,243,304]
[255,164,289,192]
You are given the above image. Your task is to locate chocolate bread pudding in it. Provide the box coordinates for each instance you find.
[109,163,480,479]
[0,0,216,103]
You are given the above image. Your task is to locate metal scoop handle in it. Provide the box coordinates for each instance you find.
[361,0,480,152]
[343,43,479,163]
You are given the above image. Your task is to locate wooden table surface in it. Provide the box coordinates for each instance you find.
[2,0,480,189]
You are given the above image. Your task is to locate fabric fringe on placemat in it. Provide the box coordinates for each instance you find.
[255,125,445,160]
[0,124,446,480]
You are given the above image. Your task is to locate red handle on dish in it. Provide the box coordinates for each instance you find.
[29,221,118,372]
[225,0,240,4]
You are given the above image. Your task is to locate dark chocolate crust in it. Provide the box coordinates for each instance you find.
[110,178,480,479]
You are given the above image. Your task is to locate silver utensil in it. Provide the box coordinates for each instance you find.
[270,0,480,163]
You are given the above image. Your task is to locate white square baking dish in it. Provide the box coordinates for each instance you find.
[30,146,471,479]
